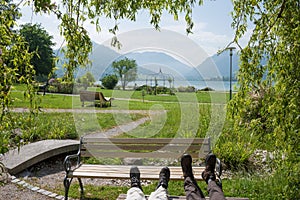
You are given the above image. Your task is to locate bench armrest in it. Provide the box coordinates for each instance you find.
[63,153,81,173]
[63,137,83,174]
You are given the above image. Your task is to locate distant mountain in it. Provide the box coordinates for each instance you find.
[54,42,120,80]
[54,41,240,81]
[82,42,120,80]
[120,51,204,81]
[193,52,239,80]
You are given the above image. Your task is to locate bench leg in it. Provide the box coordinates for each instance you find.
[64,176,73,200]
[78,178,84,197]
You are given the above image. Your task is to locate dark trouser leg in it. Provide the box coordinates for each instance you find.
[184,176,205,200]
[207,181,226,200]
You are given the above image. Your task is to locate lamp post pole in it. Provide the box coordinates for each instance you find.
[228,47,236,100]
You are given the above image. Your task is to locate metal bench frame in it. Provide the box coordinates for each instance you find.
[63,137,211,200]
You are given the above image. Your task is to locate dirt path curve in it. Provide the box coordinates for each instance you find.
[11,107,166,138]
[12,107,152,114]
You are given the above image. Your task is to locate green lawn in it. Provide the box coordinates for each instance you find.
[6,85,286,200]
[11,88,228,109]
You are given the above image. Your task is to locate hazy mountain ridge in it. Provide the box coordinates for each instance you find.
[54,42,240,81]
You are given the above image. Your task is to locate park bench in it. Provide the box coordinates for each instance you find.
[63,137,211,200]
[35,81,49,95]
[79,90,113,107]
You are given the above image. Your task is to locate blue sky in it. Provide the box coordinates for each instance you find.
[18,1,246,56]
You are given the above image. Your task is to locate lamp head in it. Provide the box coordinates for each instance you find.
[227,47,236,55]
[227,47,236,50]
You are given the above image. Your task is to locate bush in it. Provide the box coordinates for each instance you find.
[177,86,195,92]
[48,85,58,93]
[48,79,79,94]
[135,85,148,91]
[198,87,214,91]
[101,74,118,89]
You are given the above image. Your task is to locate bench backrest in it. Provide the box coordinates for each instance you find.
[79,91,101,101]
[80,137,210,161]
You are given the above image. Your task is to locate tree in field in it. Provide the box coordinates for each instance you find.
[77,71,96,89]
[19,23,56,82]
[112,58,137,90]
[101,74,118,89]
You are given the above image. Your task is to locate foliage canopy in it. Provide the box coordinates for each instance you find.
[223,0,300,198]
[19,23,56,81]
[112,57,137,90]
[101,74,118,90]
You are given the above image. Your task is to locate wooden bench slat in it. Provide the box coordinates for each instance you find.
[82,137,209,144]
[80,151,206,159]
[70,165,205,180]
[81,144,208,152]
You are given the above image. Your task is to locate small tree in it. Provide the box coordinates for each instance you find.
[112,57,137,90]
[78,72,95,89]
[101,74,118,89]
[85,72,95,83]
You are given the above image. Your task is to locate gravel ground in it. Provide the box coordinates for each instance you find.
[0,183,55,200]
[0,154,146,200]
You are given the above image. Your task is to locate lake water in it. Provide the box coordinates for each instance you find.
[107,80,239,91]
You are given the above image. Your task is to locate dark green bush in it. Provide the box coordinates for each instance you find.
[101,74,118,89]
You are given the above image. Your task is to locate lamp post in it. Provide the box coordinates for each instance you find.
[227,47,236,100]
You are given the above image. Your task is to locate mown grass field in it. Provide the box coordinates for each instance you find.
[8,85,287,200]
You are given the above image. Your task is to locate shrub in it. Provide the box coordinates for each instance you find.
[48,85,58,93]
[177,86,195,92]
[101,74,118,89]
[198,87,214,91]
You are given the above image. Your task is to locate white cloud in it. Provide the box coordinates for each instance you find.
[162,21,232,56]
[17,3,236,56]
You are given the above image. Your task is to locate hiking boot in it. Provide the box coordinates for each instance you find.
[181,154,205,198]
[156,167,170,189]
[181,154,194,178]
[130,166,142,190]
[201,153,216,184]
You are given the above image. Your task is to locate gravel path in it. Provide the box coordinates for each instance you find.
[11,107,156,114]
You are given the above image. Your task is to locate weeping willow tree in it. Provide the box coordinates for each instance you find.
[0,0,36,153]
[224,0,299,198]
[0,0,201,153]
